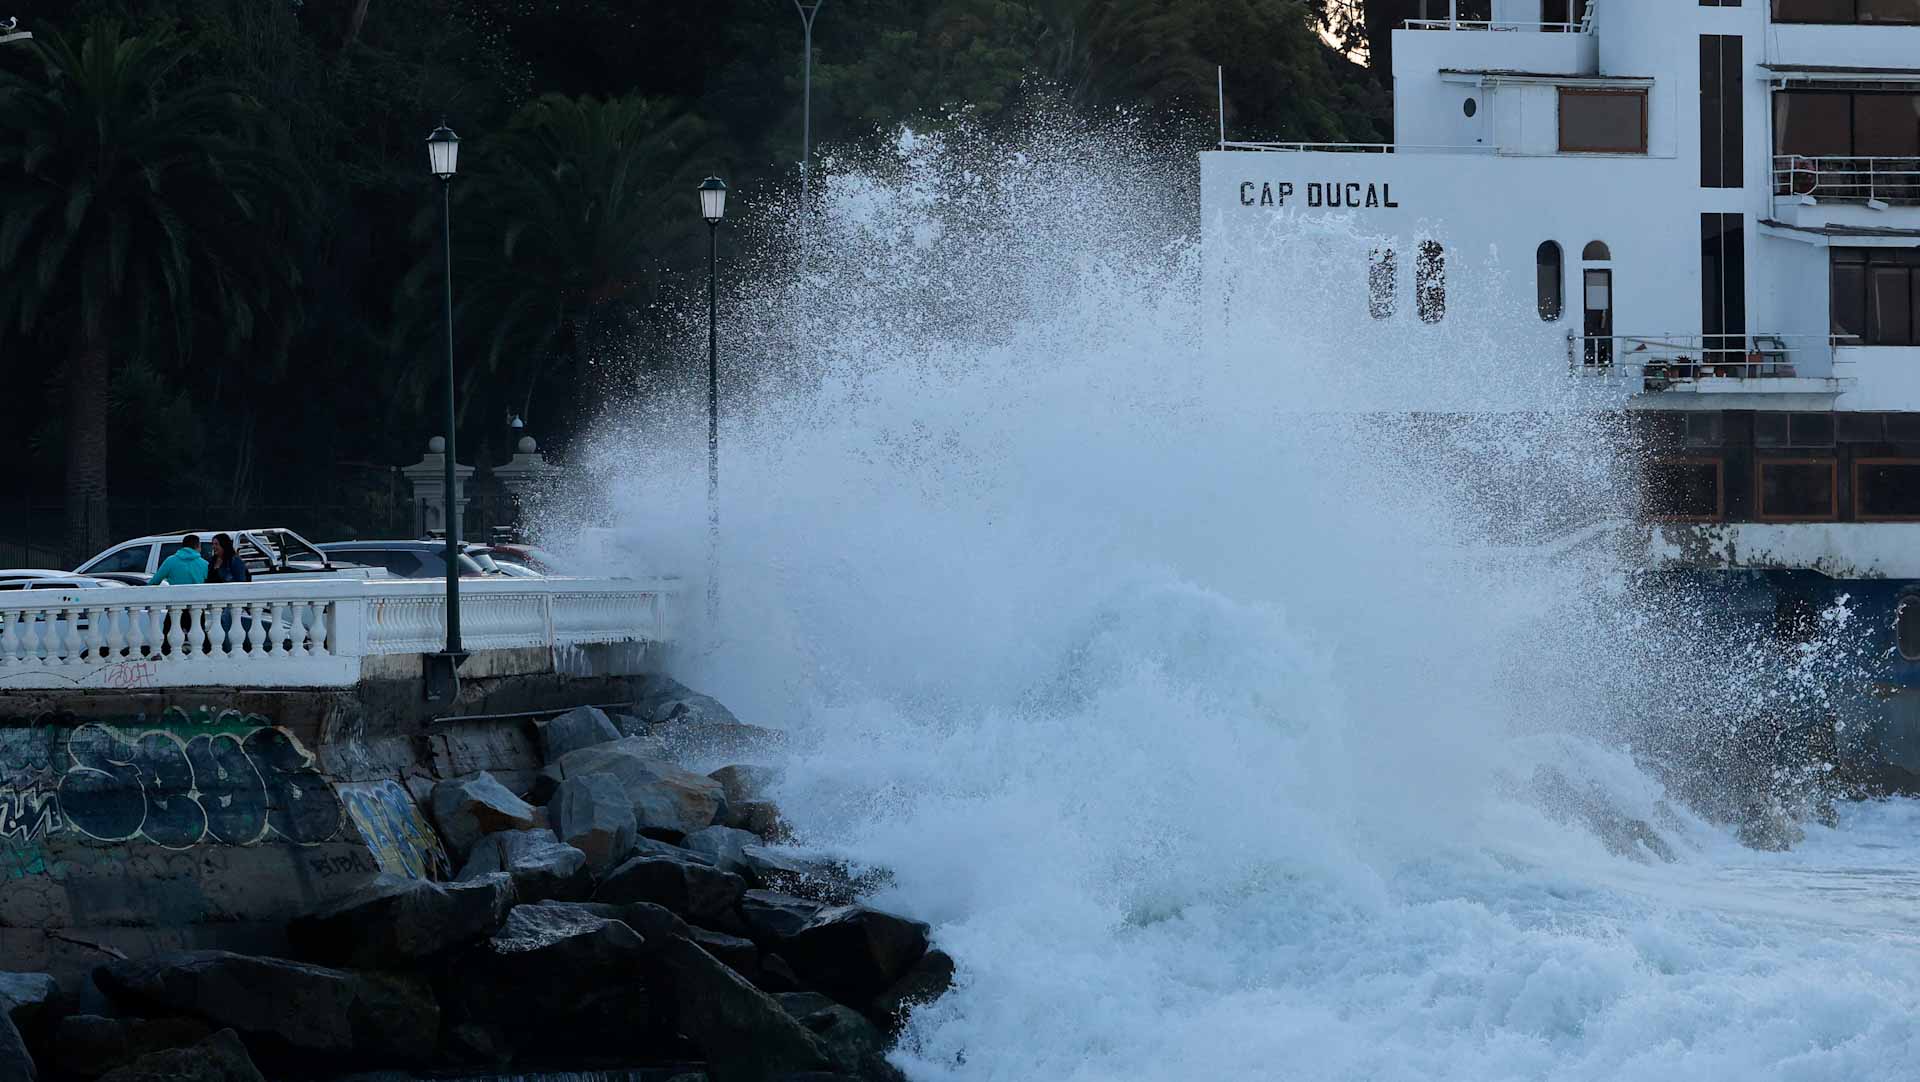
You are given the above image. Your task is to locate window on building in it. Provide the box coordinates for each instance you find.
[1543,0,1591,27]
[1856,459,1920,518]
[1537,242,1564,321]
[1700,35,1744,188]
[1776,90,1920,162]
[1583,267,1613,365]
[1645,458,1723,520]
[1416,241,1445,324]
[1831,247,1920,345]
[1899,593,1920,661]
[1559,89,1648,154]
[1756,460,1838,520]
[1369,248,1397,320]
[1582,240,1611,261]
[1774,0,1920,23]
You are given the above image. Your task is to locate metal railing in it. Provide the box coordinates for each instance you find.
[1564,332,1847,388]
[1218,141,1495,153]
[1773,155,1920,205]
[0,576,677,689]
[1402,18,1589,31]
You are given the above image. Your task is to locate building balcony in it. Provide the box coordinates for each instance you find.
[1570,332,1850,408]
[1775,154,1920,207]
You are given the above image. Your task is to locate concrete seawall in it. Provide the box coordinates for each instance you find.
[0,645,661,986]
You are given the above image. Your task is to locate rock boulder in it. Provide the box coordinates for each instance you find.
[647,933,835,1082]
[430,772,537,860]
[870,948,954,1031]
[683,825,762,877]
[595,854,747,931]
[446,904,654,1054]
[551,772,639,872]
[781,906,931,1008]
[95,1029,264,1082]
[95,951,437,1066]
[457,828,592,903]
[288,873,515,968]
[558,739,728,836]
[739,890,826,944]
[51,1015,218,1079]
[538,705,624,762]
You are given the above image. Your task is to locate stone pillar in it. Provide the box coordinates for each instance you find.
[492,435,557,517]
[400,436,475,539]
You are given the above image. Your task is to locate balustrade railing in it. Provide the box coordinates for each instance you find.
[1774,155,1920,205]
[1565,332,1848,390]
[0,577,675,689]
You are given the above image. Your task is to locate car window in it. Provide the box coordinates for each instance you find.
[85,544,153,575]
[382,552,428,578]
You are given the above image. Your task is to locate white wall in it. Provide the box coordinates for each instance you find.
[1836,348,1920,410]
[1768,25,1920,71]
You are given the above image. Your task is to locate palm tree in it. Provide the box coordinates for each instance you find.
[0,19,303,564]
[400,93,716,437]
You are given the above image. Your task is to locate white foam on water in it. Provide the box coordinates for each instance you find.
[570,122,1920,1082]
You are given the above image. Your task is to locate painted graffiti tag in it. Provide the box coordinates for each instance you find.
[0,773,62,845]
[338,780,450,881]
[57,721,342,849]
[100,660,157,690]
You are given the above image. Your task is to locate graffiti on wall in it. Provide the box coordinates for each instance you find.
[0,708,343,873]
[338,780,451,881]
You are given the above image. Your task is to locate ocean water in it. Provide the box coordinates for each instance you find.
[571,123,1920,1082]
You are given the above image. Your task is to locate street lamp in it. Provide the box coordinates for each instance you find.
[793,1,823,204]
[699,176,727,620]
[427,121,464,699]
[0,17,31,45]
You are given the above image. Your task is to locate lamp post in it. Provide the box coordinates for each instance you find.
[0,17,31,45]
[793,1,823,204]
[427,121,464,697]
[699,177,727,620]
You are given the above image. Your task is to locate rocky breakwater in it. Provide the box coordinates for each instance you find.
[0,696,954,1081]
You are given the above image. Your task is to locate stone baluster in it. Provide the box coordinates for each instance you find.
[247,602,269,654]
[164,605,186,657]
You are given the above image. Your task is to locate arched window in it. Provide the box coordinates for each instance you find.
[1537,241,1564,321]
[1368,248,1397,320]
[1582,240,1611,261]
[1416,240,1446,324]
[1899,593,1920,662]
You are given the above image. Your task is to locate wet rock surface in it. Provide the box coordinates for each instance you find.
[431,772,539,860]
[95,1028,265,1082]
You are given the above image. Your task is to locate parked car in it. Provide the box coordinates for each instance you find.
[316,540,490,580]
[465,545,544,578]
[477,543,569,576]
[75,528,336,580]
[0,570,127,591]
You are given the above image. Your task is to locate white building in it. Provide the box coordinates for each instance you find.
[1204,0,1920,534]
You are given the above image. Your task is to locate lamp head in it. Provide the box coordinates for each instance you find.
[426,121,460,180]
[699,176,728,224]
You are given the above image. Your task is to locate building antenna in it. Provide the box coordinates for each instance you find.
[1217,66,1226,149]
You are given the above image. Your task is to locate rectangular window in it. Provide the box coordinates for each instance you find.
[1756,460,1838,520]
[1832,247,1920,345]
[1775,0,1920,20]
[1560,89,1648,154]
[1701,213,1747,358]
[1856,459,1920,518]
[1700,36,1744,187]
[1646,459,1724,520]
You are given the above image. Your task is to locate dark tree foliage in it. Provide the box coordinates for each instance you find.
[0,0,1388,559]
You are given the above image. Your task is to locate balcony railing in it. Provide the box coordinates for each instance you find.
[1403,18,1590,31]
[1565,333,1847,390]
[1774,155,1920,205]
[0,576,676,689]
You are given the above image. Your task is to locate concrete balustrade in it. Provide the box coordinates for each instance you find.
[0,577,675,689]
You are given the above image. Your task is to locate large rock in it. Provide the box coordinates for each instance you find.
[430,772,538,860]
[779,996,899,1081]
[692,927,761,979]
[551,773,639,872]
[52,1015,217,1079]
[684,825,762,877]
[632,674,745,729]
[634,835,716,865]
[457,828,592,902]
[288,873,515,968]
[647,933,835,1082]
[740,846,868,904]
[0,1015,32,1082]
[447,904,654,1054]
[95,1029,264,1082]
[0,973,56,1026]
[595,854,747,931]
[730,800,792,841]
[538,705,624,762]
[709,765,782,806]
[95,951,437,1066]
[781,906,931,1007]
[739,890,826,944]
[870,948,955,1032]
[558,739,728,836]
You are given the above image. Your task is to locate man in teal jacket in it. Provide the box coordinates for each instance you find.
[148,536,209,585]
